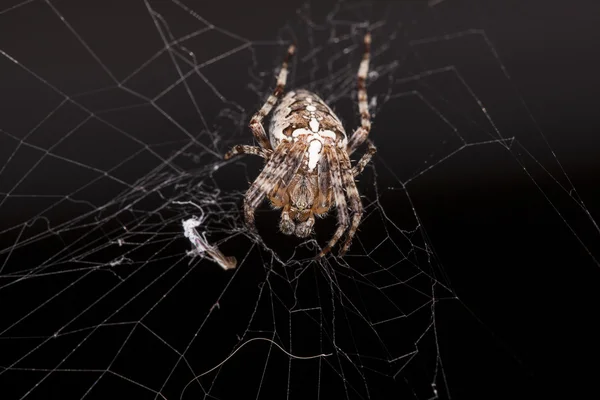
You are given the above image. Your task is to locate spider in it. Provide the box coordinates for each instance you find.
[224,33,376,258]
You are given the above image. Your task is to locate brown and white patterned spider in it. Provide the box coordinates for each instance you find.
[224,33,376,258]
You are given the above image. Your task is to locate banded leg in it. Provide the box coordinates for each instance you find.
[317,147,349,258]
[244,140,307,230]
[249,44,295,150]
[268,180,296,235]
[244,142,291,229]
[352,139,377,177]
[224,145,272,160]
[338,149,363,256]
[347,32,372,154]
[314,152,332,215]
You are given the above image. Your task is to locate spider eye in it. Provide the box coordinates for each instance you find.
[291,183,314,211]
[294,203,307,211]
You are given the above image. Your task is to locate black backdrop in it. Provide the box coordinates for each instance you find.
[1,0,599,399]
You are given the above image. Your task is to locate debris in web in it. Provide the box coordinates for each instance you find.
[0,1,598,399]
[182,216,236,270]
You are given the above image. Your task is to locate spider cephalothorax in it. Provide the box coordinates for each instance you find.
[225,33,376,257]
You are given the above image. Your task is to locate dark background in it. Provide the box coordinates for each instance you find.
[1,0,599,399]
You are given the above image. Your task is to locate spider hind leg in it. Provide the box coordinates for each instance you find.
[245,140,307,231]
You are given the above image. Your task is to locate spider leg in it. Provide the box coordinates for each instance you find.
[338,148,363,256]
[224,145,272,160]
[347,32,372,155]
[244,142,291,229]
[249,44,295,150]
[351,139,377,177]
[317,146,349,258]
[244,140,307,230]
[268,180,296,235]
[314,153,332,215]
[297,154,331,239]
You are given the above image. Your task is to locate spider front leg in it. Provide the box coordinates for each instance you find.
[249,44,295,150]
[269,181,296,235]
[244,141,307,231]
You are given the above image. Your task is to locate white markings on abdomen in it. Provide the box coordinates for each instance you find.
[307,139,323,171]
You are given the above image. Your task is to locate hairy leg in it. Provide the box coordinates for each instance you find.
[269,183,296,235]
[351,139,377,177]
[244,140,307,230]
[317,147,349,258]
[347,32,372,154]
[224,145,272,160]
[313,153,332,215]
[249,44,295,150]
[339,149,363,256]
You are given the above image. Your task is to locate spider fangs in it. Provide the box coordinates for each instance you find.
[225,33,376,258]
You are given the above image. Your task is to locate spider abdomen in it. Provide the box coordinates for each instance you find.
[269,90,347,172]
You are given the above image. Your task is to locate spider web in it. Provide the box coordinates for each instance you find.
[1,0,599,399]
